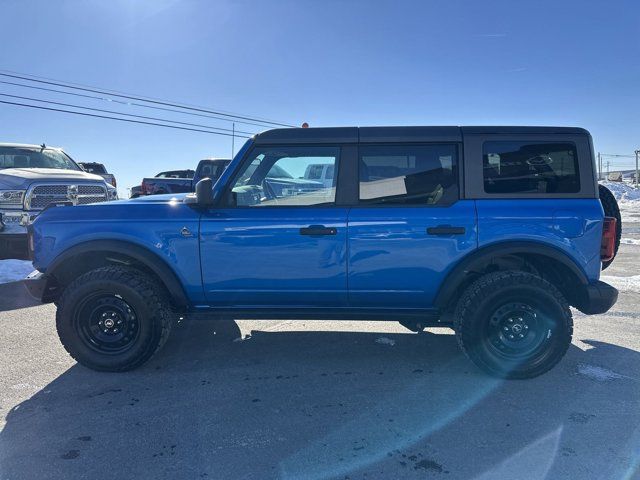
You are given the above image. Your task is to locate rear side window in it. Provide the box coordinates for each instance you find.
[483,141,580,194]
[358,144,458,205]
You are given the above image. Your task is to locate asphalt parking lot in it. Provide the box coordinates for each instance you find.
[1,246,639,480]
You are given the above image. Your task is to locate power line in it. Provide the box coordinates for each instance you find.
[0,71,295,128]
[0,99,251,138]
[0,79,284,130]
[1,69,290,126]
[0,92,256,136]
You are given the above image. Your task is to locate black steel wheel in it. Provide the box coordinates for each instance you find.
[454,271,573,379]
[56,266,173,372]
[485,302,549,360]
[75,294,140,354]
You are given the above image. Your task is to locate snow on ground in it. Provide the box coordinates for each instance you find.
[0,260,34,284]
[600,181,640,225]
[621,238,640,245]
[600,274,640,294]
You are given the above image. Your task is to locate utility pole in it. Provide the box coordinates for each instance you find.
[231,123,235,158]
[635,149,639,188]
[606,160,610,176]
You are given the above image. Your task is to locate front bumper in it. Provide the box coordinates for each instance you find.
[0,211,36,260]
[577,281,618,315]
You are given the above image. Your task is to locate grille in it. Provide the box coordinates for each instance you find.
[27,183,108,210]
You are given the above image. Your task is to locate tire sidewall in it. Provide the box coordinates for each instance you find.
[461,283,571,377]
[57,276,163,371]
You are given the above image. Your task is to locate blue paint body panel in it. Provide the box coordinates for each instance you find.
[475,199,604,282]
[31,197,205,302]
[199,207,348,306]
[347,201,477,307]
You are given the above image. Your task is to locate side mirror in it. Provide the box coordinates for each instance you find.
[186,178,214,206]
[196,178,214,205]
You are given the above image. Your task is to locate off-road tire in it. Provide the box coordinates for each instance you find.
[454,271,573,379]
[599,184,621,270]
[56,266,173,372]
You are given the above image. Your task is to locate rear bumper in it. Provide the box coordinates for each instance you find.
[577,281,618,315]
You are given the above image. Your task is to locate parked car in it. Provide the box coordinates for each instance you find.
[78,162,117,189]
[0,143,116,260]
[140,169,195,196]
[129,185,142,199]
[26,126,620,378]
[139,160,233,196]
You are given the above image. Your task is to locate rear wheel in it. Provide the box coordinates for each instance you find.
[454,271,573,379]
[599,184,621,270]
[56,266,173,372]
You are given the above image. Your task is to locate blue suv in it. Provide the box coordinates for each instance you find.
[25,126,619,378]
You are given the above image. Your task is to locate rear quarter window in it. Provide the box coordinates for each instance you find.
[483,141,580,194]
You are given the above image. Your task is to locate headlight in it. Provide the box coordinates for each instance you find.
[106,186,118,200]
[0,190,26,208]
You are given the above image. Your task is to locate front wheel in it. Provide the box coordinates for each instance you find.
[454,271,573,379]
[56,266,173,372]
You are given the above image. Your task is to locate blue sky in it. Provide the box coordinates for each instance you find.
[1,0,638,195]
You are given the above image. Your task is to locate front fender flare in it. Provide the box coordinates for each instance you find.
[46,239,190,307]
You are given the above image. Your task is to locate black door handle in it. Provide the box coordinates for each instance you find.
[300,225,337,236]
[427,225,466,235]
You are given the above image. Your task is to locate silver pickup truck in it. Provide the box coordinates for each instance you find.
[0,143,117,260]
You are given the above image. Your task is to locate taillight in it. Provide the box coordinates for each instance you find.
[111,177,117,188]
[600,216,617,262]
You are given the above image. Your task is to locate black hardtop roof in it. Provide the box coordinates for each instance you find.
[253,126,590,145]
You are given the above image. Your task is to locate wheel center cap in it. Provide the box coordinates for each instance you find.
[512,323,523,334]
[104,318,115,329]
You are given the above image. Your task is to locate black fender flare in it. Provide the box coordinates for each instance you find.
[46,239,189,307]
[434,241,590,309]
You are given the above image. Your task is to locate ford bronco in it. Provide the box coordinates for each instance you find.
[25,127,620,378]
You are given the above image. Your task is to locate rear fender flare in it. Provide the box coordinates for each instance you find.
[434,241,589,310]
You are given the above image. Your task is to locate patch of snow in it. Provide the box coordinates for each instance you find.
[620,238,640,245]
[600,181,640,202]
[577,363,625,382]
[600,181,640,225]
[600,274,640,293]
[0,260,34,284]
[375,336,396,346]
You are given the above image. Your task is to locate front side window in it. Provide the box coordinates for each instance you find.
[483,141,580,194]
[230,146,339,206]
[358,144,458,205]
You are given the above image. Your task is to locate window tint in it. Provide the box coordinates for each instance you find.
[358,144,458,205]
[230,146,339,206]
[483,141,580,194]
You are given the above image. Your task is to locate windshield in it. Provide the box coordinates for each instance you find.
[0,147,80,171]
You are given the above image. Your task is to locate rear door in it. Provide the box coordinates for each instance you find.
[347,142,477,308]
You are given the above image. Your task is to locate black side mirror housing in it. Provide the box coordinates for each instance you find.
[185,178,214,206]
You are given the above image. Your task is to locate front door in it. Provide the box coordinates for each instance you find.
[348,143,477,308]
[200,145,348,307]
